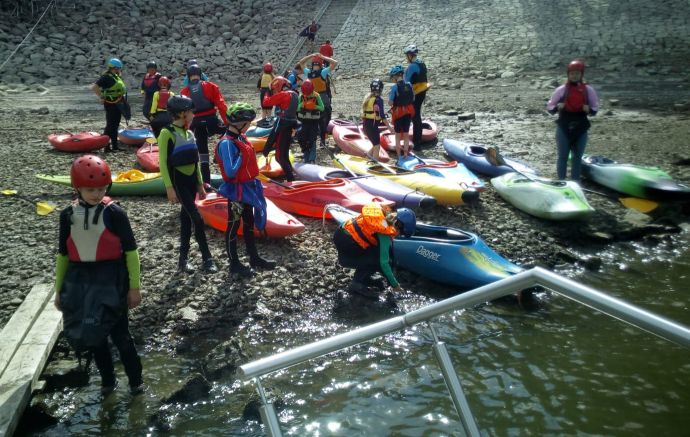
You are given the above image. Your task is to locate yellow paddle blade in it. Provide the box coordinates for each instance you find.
[36,201,57,215]
[1,189,18,195]
[255,172,269,182]
[145,137,156,144]
[620,197,658,213]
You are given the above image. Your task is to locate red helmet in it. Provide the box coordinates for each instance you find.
[301,79,314,95]
[263,62,273,73]
[270,76,289,93]
[567,59,585,73]
[158,76,171,88]
[70,155,112,188]
[311,57,323,68]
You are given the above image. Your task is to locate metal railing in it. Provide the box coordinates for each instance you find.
[281,0,333,74]
[239,267,690,436]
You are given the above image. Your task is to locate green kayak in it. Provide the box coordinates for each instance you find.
[36,171,223,196]
[582,155,690,201]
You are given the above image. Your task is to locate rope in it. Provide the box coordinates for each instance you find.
[0,0,55,72]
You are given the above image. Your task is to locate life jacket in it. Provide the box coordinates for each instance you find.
[298,93,321,120]
[101,72,126,103]
[156,90,171,111]
[165,125,199,167]
[276,90,299,120]
[66,199,123,262]
[215,133,259,183]
[409,60,429,94]
[391,81,415,121]
[259,73,273,89]
[188,80,214,113]
[307,69,330,94]
[361,95,383,121]
[309,23,318,33]
[142,72,161,95]
[561,82,590,113]
[342,203,397,249]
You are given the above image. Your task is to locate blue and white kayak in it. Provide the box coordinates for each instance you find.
[397,154,486,191]
[443,138,537,177]
[326,205,523,289]
[118,128,155,145]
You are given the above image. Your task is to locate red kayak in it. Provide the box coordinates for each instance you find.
[331,125,390,162]
[48,132,109,152]
[262,178,394,218]
[196,193,305,238]
[136,141,159,172]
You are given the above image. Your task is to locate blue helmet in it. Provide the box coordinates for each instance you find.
[395,208,416,237]
[389,64,404,77]
[107,58,123,69]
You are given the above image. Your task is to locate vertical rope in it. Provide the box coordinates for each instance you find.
[0,0,55,72]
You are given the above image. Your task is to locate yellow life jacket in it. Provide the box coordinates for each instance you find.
[259,73,273,88]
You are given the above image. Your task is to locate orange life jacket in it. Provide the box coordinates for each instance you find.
[342,203,397,249]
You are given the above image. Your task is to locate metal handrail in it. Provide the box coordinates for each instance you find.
[281,0,333,74]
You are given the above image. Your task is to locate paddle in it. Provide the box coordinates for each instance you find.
[351,116,396,174]
[256,172,295,189]
[320,140,359,178]
[1,189,57,215]
[485,146,658,213]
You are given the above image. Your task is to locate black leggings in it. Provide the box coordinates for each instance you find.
[362,118,381,145]
[190,114,226,184]
[226,201,254,254]
[318,94,332,144]
[172,169,212,261]
[275,121,296,182]
[104,103,122,147]
[412,91,426,145]
[92,311,142,388]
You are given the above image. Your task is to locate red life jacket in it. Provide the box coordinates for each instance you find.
[563,82,589,113]
[157,90,170,110]
[215,133,259,183]
[66,199,123,262]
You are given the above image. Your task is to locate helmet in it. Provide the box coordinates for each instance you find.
[107,58,123,69]
[270,76,289,93]
[403,44,418,55]
[146,61,157,69]
[395,208,416,237]
[70,155,112,188]
[301,79,314,95]
[158,76,171,88]
[187,64,202,78]
[167,95,194,115]
[226,102,256,124]
[389,65,404,77]
[263,62,273,73]
[567,59,585,73]
[370,79,384,92]
[311,56,323,68]
[187,59,198,67]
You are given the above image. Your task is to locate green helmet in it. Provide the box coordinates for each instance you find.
[226,102,256,124]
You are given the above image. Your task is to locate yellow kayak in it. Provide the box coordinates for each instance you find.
[333,154,479,206]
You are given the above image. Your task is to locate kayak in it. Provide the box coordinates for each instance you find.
[443,138,537,177]
[48,132,109,152]
[257,151,294,178]
[326,118,437,143]
[36,170,223,196]
[248,136,268,152]
[397,154,486,191]
[293,162,437,209]
[136,142,159,172]
[491,172,594,220]
[582,155,690,201]
[246,125,273,138]
[327,204,523,289]
[118,128,155,145]
[333,154,479,206]
[262,178,395,218]
[331,125,391,162]
[197,192,305,238]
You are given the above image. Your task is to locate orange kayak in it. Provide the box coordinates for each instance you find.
[48,132,109,152]
[248,136,268,152]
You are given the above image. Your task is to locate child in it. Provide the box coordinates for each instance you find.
[257,62,275,118]
[157,95,218,274]
[90,58,129,152]
[149,76,174,137]
[287,64,304,91]
[140,61,161,120]
[262,76,299,181]
[361,78,391,161]
[296,79,324,163]
[387,65,415,157]
[215,102,277,277]
[54,155,144,397]
[298,54,338,147]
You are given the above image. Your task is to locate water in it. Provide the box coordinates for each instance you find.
[28,230,690,436]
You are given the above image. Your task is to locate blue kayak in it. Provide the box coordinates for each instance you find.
[443,138,537,177]
[327,205,523,289]
[397,154,486,191]
[118,128,155,145]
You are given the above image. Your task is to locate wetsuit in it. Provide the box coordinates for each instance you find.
[389,80,415,133]
[404,59,429,148]
[140,72,161,120]
[263,90,299,181]
[297,91,325,163]
[361,94,387,146]
[95,72,128,150]
[149,89,174,137]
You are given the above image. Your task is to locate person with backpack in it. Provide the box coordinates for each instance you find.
[180,64,229,184]
[299,53,338,147]
[388,65,415,157]
[297,79,325,163]
[257,62,276,118]
[140,61,161,121]
[546,59,599,181]
[91,58,130,152]
[287,64,304,91]
[157,95,218,274]
[403,45,430,150]
[262,76,299,181]
[361,78,391,161]
[215,102,277,278]
[148,76,173,137]
[54,155,144,397]
[299,20,321,52]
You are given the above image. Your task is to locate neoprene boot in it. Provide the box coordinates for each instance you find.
[177,244,194,274]
[228,239,253,278]
[365,275,387,290]
[245,231,276,270]
[201,258,218,273]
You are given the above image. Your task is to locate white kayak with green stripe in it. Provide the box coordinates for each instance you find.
[491,172,594,220]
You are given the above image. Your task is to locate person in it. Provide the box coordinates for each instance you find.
[546,59,599,181]
[296,79,325,163]
[262,76,299,181]
[140,61,161,121]
[180,64,229,184]
[361,79,391,161]
[53,155,144,397]
[388,65,415,157]
[149,76,173,137]
[215,102,277,277]
[298,53,338,147]
[403,45,430,150]
[333,203,416,296]
[182,59,209,87]
[299,20,321,51]
[319,39,334,66]
[287,64,304,91]
[157,95,218,274]
[91,58,130,152]
[257,62,275,118]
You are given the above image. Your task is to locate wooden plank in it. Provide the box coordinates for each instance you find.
[0,284,53,379]
[0,291,62,437]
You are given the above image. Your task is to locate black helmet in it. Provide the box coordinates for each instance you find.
[187,58,198,68]
[370,79,384,92]
[167,95,194,115]
[146,61,157,69]
[187,64,202,78]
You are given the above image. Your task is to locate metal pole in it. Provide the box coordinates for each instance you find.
[256,378,283,437]
[428,323,481,437]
